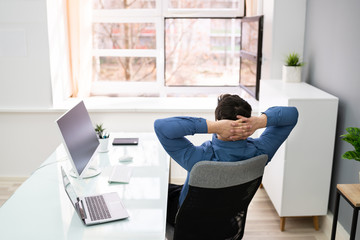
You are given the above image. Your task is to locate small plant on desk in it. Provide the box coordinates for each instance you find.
[95,123,110,139]
[95,124,110,152]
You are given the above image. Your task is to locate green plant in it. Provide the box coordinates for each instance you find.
[341,127,360,162]
[285,52,304,67]
[95,123,109,139]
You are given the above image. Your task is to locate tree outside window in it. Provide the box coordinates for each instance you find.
[89,0,262,98]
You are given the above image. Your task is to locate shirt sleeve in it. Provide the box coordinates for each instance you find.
[255,106,299,162]
[154,117,209,171]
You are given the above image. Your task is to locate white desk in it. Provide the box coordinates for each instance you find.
[0,133,170,240]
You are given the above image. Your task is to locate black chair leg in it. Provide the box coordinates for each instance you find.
[331,191,340,240]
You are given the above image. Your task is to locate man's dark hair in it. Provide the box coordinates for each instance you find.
[215,94,252,120]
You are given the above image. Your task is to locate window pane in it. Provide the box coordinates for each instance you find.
[242,21,258,53]
[93,0,155,9]
[240,58,256,87]
[165,18,240,86]
[93,56,156,82]
[93,23,156,49]
[168,0,241,8]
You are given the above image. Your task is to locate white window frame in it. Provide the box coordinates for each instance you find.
[89,0,245,98]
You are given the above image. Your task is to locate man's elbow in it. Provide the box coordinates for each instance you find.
[291,107,299,125]
[154,119,163,134]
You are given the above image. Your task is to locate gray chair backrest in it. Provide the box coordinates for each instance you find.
[189,154,268,189]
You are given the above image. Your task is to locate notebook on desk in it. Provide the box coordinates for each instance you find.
[61,167,129,225]
[112,138,139,145]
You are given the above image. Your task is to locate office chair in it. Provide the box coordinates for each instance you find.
[166,154,268,240]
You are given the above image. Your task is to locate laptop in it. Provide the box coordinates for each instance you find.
[61,166,129,225]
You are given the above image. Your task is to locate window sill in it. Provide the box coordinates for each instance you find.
[0,97,259,114]
[61,97,220,113]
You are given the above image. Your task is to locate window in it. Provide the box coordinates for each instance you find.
[90,2,159,97]
[239,15,263,100]
[165,18,241,87]
[71,0,262,98]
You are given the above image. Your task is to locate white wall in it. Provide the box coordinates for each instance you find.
[0,0,55,176]
[261,0,307,79]
[0,0,53,108]
[0,111,61,177]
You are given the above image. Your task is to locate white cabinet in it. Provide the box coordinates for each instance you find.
[259,80,338,220]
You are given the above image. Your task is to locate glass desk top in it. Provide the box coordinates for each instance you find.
[0,133,170,240]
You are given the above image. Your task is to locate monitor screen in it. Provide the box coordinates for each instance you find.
[56,101,99,178]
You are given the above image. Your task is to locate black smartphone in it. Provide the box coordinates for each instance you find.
[112,138,139,145]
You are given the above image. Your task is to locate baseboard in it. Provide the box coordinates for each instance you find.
[0,176,28,182]
[321,211,349,240]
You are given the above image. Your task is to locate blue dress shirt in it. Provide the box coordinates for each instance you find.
[154,106,298,207]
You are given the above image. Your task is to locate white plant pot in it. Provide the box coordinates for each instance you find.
[98,138,109,153]
[282,65,302,83]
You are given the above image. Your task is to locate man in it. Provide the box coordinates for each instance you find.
[154,94,298,226]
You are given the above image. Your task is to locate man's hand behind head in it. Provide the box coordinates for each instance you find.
[207,113,267,141]
[207,119,250,141]
[229,114,268,140]
[228,117,252,141]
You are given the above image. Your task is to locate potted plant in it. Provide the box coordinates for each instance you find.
[341,127,360,181]
[95,124,110,152]
[282,52,304,83]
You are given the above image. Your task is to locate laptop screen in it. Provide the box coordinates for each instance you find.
[61,167,78,207]
[56,101,99,177]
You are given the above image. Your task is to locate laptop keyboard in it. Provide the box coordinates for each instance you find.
[85,195,112,221]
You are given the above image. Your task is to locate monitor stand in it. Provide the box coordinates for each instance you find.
[69,166,101,179]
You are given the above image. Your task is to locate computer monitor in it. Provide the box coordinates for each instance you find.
[56,101,100,178]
